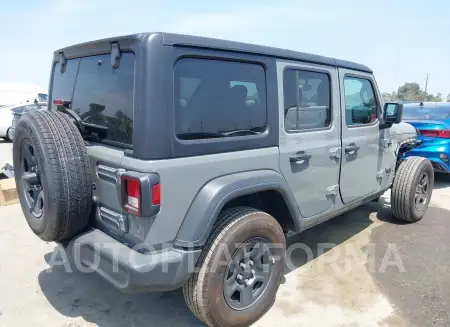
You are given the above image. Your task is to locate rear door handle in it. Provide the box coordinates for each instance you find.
[289,151,312,163]
[344,143,360,154]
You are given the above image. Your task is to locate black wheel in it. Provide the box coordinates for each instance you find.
[6,127,13,142]
[13,110,92,242]
[391,156,434,222]
[183,207,286,327]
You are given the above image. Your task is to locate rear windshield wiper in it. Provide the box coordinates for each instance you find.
[53,100,109,135]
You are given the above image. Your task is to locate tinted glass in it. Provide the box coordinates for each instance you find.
[51,59,80,110]
[71,53,135,145]
[174,58,267,139]
[38,93,48,102]
[11,106,25,114]
[344,76,378,126]
[283,69,331,131]
[403,105,450,120]
[23,104,46,112]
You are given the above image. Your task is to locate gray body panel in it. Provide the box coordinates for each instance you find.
[277,61,341,218]
[174,169,302,248]
[338,68,383,203]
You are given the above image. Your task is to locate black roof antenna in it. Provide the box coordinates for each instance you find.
[419,101,424,107]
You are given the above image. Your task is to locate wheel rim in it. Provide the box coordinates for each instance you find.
[20,140,44,218]
[223,237,275,311]
[415,172,429,211]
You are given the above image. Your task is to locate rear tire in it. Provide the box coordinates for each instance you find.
[6,127,13,142]
[391,156,434,222]
[183,207,286,327]
[13,111,92,242]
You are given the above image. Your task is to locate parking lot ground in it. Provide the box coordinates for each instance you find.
[0,140,449,327]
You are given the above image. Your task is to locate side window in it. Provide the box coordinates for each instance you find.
[174,58,267,139]
[50,58,80,110]
[23,104,42,112]
[11,106,25,114]
[179,77,201,107]
[343,76,378,126]
[283,69,331,132]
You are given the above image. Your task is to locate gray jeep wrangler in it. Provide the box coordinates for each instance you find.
[13,32,432,327]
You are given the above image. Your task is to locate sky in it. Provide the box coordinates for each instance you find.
[1,0,449,96]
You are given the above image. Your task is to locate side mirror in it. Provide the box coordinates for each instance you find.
[383,102,403,124]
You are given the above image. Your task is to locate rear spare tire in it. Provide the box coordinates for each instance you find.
[391,156,434,222]
[13,110,92,242]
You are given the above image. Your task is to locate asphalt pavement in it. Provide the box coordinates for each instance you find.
[0,139,449,327]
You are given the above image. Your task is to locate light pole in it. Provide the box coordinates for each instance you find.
[424,74,429,101]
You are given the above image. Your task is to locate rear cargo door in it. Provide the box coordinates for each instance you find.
[50,51,136,242]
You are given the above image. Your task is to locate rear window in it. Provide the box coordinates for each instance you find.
[403,105,450,121]
[51,53,135,146]
[38,93,48,102]
[174,58,267,140]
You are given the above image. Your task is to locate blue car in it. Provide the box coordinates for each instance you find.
[402,102,450,173]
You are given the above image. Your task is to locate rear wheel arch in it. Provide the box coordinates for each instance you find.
[174,170,302,248]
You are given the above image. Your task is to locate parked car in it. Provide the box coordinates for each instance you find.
[0,103,46,141]
[12,33,430,327]
[402,102,450,173]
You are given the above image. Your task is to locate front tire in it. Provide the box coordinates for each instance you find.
[183,207,286,327]
[391,156,434,222]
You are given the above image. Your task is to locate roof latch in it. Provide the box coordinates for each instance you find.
[111,42,121,69]
[59,52,67,73]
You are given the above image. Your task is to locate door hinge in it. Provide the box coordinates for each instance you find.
[377,168,387,180]
[329,147,341,159]
[381,138,393,148]
[326,184,339,197]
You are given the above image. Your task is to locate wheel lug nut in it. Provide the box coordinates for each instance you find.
[237,274,243,281]
[249,260,254,267]
[240,263,246,269]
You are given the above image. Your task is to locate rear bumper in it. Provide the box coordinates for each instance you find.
[404,147,450,173]
[61,229,202,293]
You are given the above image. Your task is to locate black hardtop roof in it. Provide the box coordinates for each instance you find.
[55,32,372,73]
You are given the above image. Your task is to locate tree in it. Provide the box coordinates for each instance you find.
[392,82,442,102]
[396,82,424,101]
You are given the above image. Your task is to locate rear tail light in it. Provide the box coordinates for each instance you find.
[151,183,161,205]
[121,175,141,215]
[419,129,450,138]
[53,99,71,108]
[120,174,161,216]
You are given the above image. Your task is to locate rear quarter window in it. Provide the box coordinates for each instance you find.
[174,58,267,139]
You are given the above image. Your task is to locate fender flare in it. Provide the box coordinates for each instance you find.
[174,170,302,248]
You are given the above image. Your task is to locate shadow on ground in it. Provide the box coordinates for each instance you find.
[38,256,204,327]
[38,202,396,327]
[434,172,450,189]
[36,170,449,327]
[369,205,450,327]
